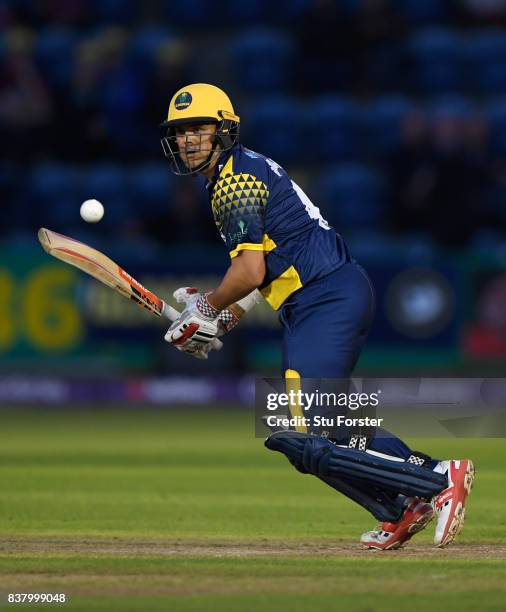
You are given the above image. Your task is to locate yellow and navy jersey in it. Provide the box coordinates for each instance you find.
[207,144,352,310]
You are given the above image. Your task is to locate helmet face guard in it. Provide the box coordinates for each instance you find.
[160,116,240,176]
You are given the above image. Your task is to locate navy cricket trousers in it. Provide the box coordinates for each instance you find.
[277,262,433,464]
[279,262,375,379]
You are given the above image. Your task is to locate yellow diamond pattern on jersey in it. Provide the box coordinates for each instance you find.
[211,173,269,231]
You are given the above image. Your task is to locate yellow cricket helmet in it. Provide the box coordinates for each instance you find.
[160,83,240,175]
[162,83,240,126]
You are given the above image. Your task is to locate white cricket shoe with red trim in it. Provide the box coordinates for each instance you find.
[361,498,435,550]
[432,459,475,548]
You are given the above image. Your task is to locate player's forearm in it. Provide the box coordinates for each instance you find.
[209,267,261,311]
[220,289,262,321]
[208,251,265,311]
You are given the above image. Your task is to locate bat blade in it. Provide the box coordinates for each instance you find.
[37,228,223,352]
[38,228,165,318]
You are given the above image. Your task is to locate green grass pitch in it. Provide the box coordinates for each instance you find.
[0,408,505,611]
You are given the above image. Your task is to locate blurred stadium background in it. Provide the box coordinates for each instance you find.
[2,0,506,406]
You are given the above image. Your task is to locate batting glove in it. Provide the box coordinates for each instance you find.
[165,291,220,349]
[173,287,239,335]
[174,339,217,360]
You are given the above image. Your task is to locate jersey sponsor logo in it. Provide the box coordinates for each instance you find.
[174,92,192,110]
[227,219,248,245]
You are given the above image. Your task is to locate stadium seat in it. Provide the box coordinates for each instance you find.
[366,42,405,91]
[335,0,361,14]
[128,163,174,216]
[84,163,133,229]
[397,0,449,24]
[226,0,270,24]
[231,28,295,92]
[466,32,506,94]
[223,0,311,25]
[366,96,415,156]
[163,0,215,27]
[489,181,506,224]
[34,28,78,88]
[101,67,145,155]
[316,163,386,230]
[398,233,437,262]
[345,229,394,260]
[347,230,435,262]
[105,234,160,263]
[472,229,506,254]
[90,0,135,24]
[488,98,506,156]
[1,162,25,232]
[306,96,365,162]
[0,161,15,198]
[427,94,475,120]
[242,96,305,165]
[272,0,312,22]
[30,163,82,229]
[0,31,5,64]
[127,27,175,72]
[408,28,464,93]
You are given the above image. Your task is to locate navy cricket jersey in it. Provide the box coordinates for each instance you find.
[207,144,351,310]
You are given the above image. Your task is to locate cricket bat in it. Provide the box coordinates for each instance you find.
[37,228,222,350]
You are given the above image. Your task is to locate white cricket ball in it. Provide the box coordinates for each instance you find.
[80,199,104,223]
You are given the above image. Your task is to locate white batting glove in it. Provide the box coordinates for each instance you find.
[173,287,239,335]
[174,339,216,360]
[165,292,220,350]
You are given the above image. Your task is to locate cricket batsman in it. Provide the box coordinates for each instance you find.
[159,83,474,550]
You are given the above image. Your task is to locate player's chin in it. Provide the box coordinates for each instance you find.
[183,154,204,169]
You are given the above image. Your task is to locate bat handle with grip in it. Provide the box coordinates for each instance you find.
[161,301,223,351]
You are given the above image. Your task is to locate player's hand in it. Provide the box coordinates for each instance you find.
[174,339,215,360]
[165,291,220,349]
[173,287,240,335]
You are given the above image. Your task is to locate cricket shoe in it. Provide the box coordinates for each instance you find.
[360,498,435,550]
[432,459,475,548]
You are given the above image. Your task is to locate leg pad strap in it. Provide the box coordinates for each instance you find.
[265,431,447,499]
